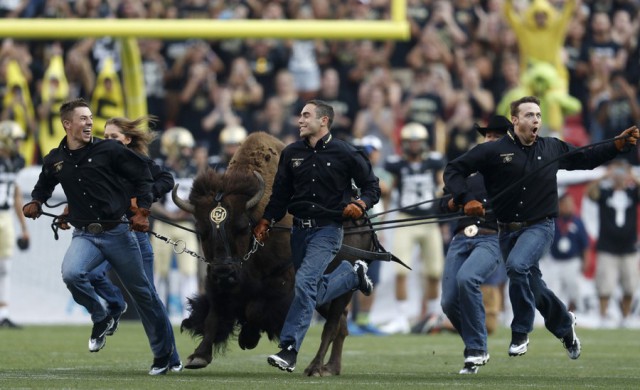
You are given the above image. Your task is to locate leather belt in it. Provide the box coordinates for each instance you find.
[293,217,339,229]
[78,217,126,234]
[497,217,549,233]
[456,225,498,237]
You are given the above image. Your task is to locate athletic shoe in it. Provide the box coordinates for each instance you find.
[149,353,171,375]
[411,313,445,334]
[106,302,127,336]
[353,260,373,296]
[0,318,22,329]
[267,345,297,372]
[508,333,529,357]
[170,361,184,372]
[88,316,114,352]
[464,351,490,367]
[562,312,581,360]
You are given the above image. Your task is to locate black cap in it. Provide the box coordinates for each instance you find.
[475,115,512,136]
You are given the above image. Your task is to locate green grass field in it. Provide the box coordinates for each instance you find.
[1,322,638,389]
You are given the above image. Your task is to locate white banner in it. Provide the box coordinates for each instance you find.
[11,166,90,324]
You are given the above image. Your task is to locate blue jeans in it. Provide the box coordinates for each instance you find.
[279,224,360,352]
[88,262,127,315]
[89,231,156,313]
[441,233,501,354]
[61,224,173,358]
[87,231,181,364]
[499,219,573,338]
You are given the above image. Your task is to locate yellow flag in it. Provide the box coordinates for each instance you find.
[3,60,37,165]
[120,37,147,119]
[91,57,125,138]
[38,54,69,157]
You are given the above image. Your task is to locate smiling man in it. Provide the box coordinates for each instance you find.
[253,99,381,373]
[444,95,639,362]
[22,98,177,375]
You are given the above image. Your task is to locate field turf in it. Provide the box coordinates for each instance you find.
[1,322,638,389]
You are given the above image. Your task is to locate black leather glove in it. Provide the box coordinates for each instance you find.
[16,235,29,250]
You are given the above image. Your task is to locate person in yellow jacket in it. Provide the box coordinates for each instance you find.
[503,0,576,92]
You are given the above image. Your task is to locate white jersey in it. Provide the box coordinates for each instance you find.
[163,176,194,214]
[0,156,22,210]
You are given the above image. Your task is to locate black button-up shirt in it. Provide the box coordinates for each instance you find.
[444,130,619,222]
[263,132,381,222]
[123,153,174,203]
[31,137,153,227]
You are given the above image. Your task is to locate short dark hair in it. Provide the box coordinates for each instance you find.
[60,98,90,122]
[306,99,334,129]
[510,96,540,118]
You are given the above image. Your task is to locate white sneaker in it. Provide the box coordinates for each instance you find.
[459,351,489,374]
[88,316,114,353]
[562,312,581,360]
[508,338,529,357]
[353,260,373,296]
[464,352,490,366]
[380,317,410,335]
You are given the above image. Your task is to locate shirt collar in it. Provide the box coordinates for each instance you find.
[318,132,332,147]
[60,136,96,154]
[305,132,333,149]
[507,129,537,147]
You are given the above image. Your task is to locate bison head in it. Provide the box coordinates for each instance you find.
[172,168,265,288]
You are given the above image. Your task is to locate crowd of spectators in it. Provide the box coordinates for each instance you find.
[0,0,639,167]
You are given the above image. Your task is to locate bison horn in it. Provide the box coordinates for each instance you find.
[246,171,265,209]
[172,184,195,214]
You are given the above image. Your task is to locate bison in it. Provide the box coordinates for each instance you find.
[174,132,398,376]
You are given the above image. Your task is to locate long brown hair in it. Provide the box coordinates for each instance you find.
[105,116,157,156]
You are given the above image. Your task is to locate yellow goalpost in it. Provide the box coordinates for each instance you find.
[0,0,409,40]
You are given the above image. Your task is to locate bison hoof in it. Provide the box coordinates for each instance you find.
[304,364,340,377]
[184,356,211,369]
[238,327,261,350]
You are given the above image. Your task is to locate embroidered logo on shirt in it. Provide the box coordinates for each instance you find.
[53,161,64,173]
[291,158,304,168]
[500,153,514,163]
